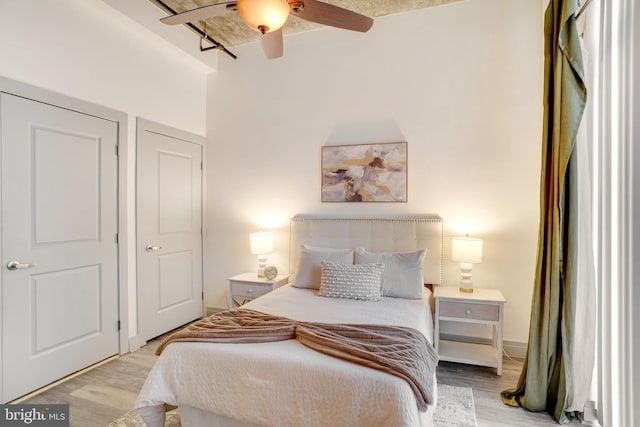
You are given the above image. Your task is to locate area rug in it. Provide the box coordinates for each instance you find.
[107,384,477,427]
[432,384,478,427]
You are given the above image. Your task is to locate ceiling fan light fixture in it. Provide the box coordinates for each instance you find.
[237,0,291,34]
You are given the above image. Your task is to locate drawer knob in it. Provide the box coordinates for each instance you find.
[247,289,253,294]
[465,309,472,315]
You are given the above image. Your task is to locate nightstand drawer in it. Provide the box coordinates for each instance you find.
[439,301,499,322]
[231,283,272,299]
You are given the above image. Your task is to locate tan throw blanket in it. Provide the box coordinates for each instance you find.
[155,308,438,411]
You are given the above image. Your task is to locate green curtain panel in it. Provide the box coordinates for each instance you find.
[500,0,586,423]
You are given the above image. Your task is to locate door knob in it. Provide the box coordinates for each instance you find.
[145,245,162,252]
[7,261,36,271]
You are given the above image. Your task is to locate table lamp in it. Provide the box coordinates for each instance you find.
[250,232,273,278]
[451,237,483,293]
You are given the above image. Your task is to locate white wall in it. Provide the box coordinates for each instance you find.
[206,0,543,345]
[0,0,209,342]
[0,0,208,134]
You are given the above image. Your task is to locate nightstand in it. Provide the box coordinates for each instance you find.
[434,286,506,375]
[228,272,289,308]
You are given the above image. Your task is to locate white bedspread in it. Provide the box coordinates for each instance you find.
[135,285,436,427]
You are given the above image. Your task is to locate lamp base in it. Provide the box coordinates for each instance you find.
[257,255,268,278]
[459,262,474,293]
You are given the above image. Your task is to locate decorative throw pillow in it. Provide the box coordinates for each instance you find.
[318,261,384,301]
[292,245,354,289]
[354,247,427,299]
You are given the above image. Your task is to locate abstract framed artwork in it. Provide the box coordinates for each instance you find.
[321,142,407,202]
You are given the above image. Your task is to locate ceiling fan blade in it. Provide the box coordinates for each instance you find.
[160,2,237,25]
[290,0,373,32]
[260,28,284,59]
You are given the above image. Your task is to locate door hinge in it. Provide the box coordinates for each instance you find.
[115,144,119,156]
[202,291,204,301]
[117,320,121,331]
[115,233,119,244]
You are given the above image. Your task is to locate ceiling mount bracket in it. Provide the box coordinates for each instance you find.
[199,22,237,58]
[151,0,237,59]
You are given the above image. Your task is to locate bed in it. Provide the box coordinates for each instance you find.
[135,215,444,427]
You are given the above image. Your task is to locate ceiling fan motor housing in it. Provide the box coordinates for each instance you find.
[237,0,291,34]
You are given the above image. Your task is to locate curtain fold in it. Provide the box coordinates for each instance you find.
[565,37,596,413]
[500,0,587,423]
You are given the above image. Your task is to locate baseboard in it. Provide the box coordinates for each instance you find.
[128,336,145,352]
[503,340,527,359]
[440,333,527,359]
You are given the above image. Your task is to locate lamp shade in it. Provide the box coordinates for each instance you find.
[250,232,273,255]
[237,0,290,34]
[452,237,483,264]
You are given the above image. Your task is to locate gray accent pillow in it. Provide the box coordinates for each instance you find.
[318,261,384,301]
[292,245,354,289]
[354,247,427,299]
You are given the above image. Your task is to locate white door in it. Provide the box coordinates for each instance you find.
[1,93,119,402]
[137,120,203,342]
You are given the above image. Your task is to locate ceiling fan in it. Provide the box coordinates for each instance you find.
[160,0,374,59]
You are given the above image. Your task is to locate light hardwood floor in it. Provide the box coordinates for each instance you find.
[17,338,580,426]
[437,359,581,426]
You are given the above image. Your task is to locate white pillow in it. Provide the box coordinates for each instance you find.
[354,247,427,299]
[292,245,354,289]
[318,261,384,301]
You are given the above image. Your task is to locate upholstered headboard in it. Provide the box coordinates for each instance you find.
[289,215,444,286]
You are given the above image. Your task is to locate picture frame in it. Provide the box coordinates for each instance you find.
[321,142,407,202]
